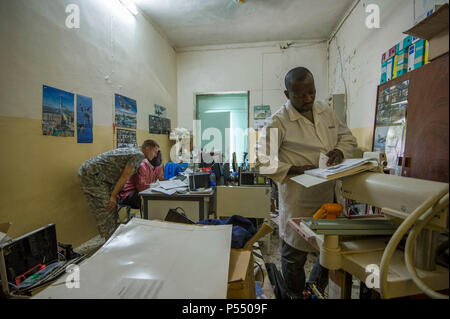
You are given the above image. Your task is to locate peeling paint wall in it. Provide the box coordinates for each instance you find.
[0,0,177,246]
[328,0,448,151]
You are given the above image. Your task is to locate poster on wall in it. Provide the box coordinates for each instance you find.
[373,124,406,170]
[42,85,75,137]
[376,81,409,126]
[115,94,137,129]
[161,118,171,134]
[253,105,271,129]
[117,129,137,148]
[149,115,162,134]
[76,94,93,143]
[154,104,167,118]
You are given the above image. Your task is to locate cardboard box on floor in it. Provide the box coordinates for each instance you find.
[227,223,273,299]
[404,4,449,61]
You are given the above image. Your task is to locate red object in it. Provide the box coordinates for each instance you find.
[15,264,46,286]
[201,167,212,174]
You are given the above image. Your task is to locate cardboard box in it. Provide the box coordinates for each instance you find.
[227,223,273,299]
[227,249,255,299]
[404,4,449,61]
[414,4,442,25]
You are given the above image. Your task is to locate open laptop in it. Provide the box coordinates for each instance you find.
[0,224,58,297]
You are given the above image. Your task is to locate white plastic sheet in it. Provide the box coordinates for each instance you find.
[34,219,232,299]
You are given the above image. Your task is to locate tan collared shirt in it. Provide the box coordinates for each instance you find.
[256,100,357,251]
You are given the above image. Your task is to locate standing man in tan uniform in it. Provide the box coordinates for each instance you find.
[256,67,357,298]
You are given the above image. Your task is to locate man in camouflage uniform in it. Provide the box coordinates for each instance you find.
[78,140,160,239]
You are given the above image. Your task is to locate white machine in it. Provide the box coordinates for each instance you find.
[292,171,449,299]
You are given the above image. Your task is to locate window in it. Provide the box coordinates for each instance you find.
[196,92,249,165]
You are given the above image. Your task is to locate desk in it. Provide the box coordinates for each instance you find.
[289,218,449,299]
[139,188,215,221]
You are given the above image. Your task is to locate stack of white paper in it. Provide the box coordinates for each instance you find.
[150,187,177,195]
[157,179,188,190]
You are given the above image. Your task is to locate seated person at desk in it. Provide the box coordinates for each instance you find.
[78,139,160,240]
[119,147,164,209]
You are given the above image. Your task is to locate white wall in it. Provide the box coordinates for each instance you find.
[0,0,177,128]
[177,41,329,130]
[327,0,448,150]
[0,0,177,245]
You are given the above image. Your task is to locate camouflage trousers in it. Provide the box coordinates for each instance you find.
[78,174,119,239]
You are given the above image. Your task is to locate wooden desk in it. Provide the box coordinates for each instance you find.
[139,188,216,221]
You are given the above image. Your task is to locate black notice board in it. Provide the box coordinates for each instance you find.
[149,115,171,134]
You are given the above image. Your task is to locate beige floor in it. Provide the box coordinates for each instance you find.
[258,217,318,287]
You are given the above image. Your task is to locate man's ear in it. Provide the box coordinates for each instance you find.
[284,90,290,100]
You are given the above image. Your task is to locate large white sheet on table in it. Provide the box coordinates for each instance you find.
[34,219,232,299]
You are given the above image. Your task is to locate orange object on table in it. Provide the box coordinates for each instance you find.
[313,203,343,219]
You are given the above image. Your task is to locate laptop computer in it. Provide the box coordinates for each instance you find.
[0,224,58,297]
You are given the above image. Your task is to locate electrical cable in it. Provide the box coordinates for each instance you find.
[254,261,264,285]
[379,187,448,298]
[404,193,449,299]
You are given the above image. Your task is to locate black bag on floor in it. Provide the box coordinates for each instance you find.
[265,262,289,299]
[165,207,195,224]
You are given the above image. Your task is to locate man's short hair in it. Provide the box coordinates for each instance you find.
[142,139,159,149]
[284,67,314,90]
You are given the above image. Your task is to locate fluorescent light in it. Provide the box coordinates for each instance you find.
[119,0,138,15]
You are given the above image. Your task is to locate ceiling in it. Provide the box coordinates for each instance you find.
[135,0,355,49]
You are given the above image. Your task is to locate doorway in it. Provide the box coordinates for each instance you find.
[195,92,249,165]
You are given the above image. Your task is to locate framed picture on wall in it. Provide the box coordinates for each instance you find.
[117,129,137,148]
[149,115,162,134]
[115,94,137,130]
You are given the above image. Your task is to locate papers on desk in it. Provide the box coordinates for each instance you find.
[149,179,188,195]
[156,179,188,190]
[151,187,177,195]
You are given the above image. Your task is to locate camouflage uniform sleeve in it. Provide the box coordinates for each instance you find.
[127,152,145,172]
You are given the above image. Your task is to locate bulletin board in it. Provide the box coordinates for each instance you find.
[372,79,410,172]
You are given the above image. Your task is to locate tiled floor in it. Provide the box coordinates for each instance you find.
[258,217,318,286]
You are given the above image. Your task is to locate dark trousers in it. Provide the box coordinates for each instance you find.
[281,241,328,298]
[120,190,141,209]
